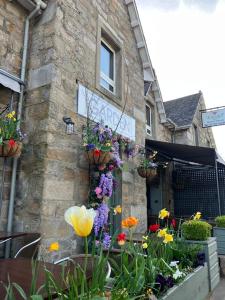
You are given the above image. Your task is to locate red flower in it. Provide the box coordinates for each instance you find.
[149,224,160,233]
[171,218,176,228]
[117,233,126,246]
[9,139,16,147]
[93,149,101,156]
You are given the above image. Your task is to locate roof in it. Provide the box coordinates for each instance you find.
[164,92,201,127]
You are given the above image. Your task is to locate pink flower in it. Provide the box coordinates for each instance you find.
[95,187,102,195]
[108,164,114,171]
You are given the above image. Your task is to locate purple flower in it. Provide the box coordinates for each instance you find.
[93,203,109,236]
[156,274,167,291]
[92,123,113,143]
[102,232,111,249]
[98,172,113,198]
[166,276,174,288]
[112,141,123,168]
[86,144,95,150]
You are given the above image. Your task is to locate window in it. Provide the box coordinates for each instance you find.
[193,125,199,146]
[100,40,115,93]
[146,104,152,136]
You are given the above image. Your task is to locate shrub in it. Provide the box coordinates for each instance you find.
[181,220,212,241]
[215,215,225,228]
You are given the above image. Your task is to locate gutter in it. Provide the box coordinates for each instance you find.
[6,0,47,251]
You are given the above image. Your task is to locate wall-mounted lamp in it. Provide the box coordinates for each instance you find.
[63,117,75,135]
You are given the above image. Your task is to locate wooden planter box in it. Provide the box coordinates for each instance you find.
[186,237,220,291]
[213,227,225,255]
[160,264,209,300]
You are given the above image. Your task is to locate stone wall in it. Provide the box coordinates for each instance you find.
[0,0,27,230]
[1,0,149,259]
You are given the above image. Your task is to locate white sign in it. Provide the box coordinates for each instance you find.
[202,108,225,128]
[77,84,136,140]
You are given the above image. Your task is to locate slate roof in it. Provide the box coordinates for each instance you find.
[164,92,201,127]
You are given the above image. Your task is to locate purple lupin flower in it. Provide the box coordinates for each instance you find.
[93,203,109,236]
[102,232,111,249]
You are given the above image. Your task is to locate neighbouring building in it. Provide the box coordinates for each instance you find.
[0,0,218,258]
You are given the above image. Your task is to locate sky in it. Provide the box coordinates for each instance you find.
[136,0,225,158]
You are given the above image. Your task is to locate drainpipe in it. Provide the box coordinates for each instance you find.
[6,0,47,237]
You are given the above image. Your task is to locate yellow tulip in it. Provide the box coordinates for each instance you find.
[114,205,122,215]
[64,205,96,237]
[142,242,148,249]
[163,233,173,244]
[193,212,201,220]
[48,242,59,252]
[157,228,167,238]
[158,208,169,219]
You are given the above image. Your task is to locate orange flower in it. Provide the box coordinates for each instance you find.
[122,216,139,228]
[48,242,59,252]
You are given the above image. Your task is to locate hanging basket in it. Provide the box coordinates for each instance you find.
[0,140,22,158]
[137,167,157,179]
[86,149,113,165]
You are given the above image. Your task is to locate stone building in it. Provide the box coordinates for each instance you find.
[0,0,217,257]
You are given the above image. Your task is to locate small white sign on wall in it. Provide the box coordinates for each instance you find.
[77,84,136,140]
[202,108,225,128]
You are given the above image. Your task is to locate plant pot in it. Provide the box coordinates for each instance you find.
[86,149,113,165]
[0,140,22,158]
[185,237,220,291]
[213,227,225,255]
[137,167,157,179]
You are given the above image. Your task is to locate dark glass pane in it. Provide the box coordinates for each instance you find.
[100,42,114,80]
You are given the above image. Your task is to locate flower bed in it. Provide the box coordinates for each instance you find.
[160,264,209,300]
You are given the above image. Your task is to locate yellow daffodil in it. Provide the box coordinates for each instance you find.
[48,242,59,252]
[64,205,96,237]
[13,118,16,122]
[105,142,111,147]
[146,288,153,296]
[11,111,15,116]
[114,205,122,215]
[142,242,148,249]
[193,212,201,220]
[7,113,12,119]
[163,233,173,244]
[142,235,148,240]
[159,208,170,219]
[157,228,167,238]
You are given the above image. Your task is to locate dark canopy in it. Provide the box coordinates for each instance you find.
[146,139,225,167]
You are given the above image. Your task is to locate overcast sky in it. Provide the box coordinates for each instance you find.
[136,0,225,159]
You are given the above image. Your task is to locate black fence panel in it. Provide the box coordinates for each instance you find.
[173,166,225,218]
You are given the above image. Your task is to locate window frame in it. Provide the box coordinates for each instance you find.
[146,103,152,136]
[100,38,116,94]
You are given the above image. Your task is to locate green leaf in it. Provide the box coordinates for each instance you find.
[30,296,44,300]
[12,283,27,300]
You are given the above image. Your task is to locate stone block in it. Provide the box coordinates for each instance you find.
[28,63,56,90]
[43,180,74,201]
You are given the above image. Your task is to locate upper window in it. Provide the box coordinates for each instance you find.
[100,40,115,94]
[146,104,152,136]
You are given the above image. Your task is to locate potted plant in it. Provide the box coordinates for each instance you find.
[181,214,219,291]
[83,122,117,165]
[0,111,23,158]
[137,157,158,179]
[213,215,225,255]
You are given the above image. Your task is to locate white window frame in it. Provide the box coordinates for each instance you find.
[146,104,152,136]
[100,38,116,94]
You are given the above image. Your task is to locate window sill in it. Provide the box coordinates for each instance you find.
[96,85,122,108]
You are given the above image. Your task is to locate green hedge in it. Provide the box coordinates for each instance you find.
[181,220,212,241]
[215,215,225,228]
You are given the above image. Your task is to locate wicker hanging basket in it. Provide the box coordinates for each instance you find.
[0,140,22,158]
[137,167,157,179]
[86,149,113,165]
